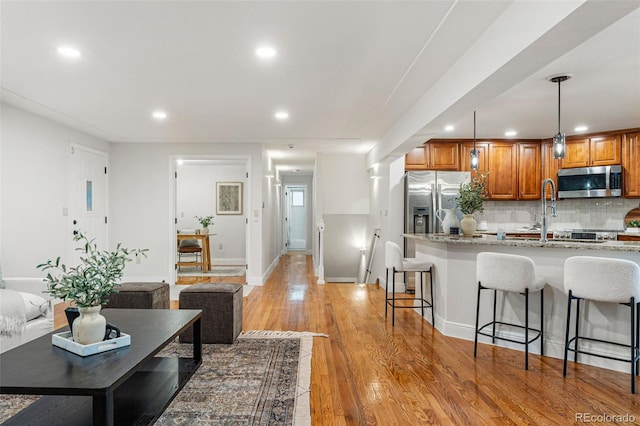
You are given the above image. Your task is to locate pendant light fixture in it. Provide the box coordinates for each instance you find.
[549,74,571,159]
[470,110,479,170]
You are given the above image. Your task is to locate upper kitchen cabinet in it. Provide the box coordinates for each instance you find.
[590,135,621,166]
[487,142,518,200]
[622,132,640,197]
[561,134,621,168]
[460,142,489,175]
[518,143,542,200]
[561,138,590,168]
[542,140,561,200]
[404,142,459,170]
[405,146,428,170]
[427,142,459,170]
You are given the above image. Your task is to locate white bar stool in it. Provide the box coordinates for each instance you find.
[384,241,434,327]
[563,256,640,393]
[474,252,545,370]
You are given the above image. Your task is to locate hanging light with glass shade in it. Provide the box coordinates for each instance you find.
[549,74,571,159]
[470,111,479,170]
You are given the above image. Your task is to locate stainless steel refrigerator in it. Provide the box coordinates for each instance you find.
[404,171,470,289]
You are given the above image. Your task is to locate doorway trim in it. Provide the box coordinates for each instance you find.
[168,154,251,284]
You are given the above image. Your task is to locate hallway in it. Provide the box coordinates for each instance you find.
[244,253,640,425]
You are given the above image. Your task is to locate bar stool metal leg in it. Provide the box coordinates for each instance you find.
[385,267,389,319]
[473,281,482,359]
[430,268,435,325]
[563,290,572,378]
[525,288,529,370]
[420,272,424,319]
[492,289,497,344]
[631,297,636,394]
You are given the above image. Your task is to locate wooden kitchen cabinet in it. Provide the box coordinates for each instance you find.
[488,142,518,199]
[561,138,590,168]
[622,132,640,197]
[542,140,561,200]
[405,142,459,170]
[427,142,459,170]
[518,143,542,199]
[590,135,621,165]
[561,135,621,168]
[460,142,489,175]
[405,146,428,170]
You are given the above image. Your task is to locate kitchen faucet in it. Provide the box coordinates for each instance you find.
[540,178,558,243]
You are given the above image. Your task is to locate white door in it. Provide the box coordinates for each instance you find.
[286,186,307,250]
[69,145,108,262]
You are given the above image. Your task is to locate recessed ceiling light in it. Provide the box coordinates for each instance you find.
[256,46,277,59]
[505,130,517,137]
[152,111,167,120]
[574,125,588,132]
[57,46,81,58]
[444,125,454,132]
[274,111,289,120]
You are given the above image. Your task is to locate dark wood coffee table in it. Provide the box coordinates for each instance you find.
[0,308,202,426]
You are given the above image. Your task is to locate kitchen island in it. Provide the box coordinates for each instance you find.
[403,233,640,373]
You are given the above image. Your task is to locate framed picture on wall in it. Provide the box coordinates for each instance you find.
[216,182,243,215]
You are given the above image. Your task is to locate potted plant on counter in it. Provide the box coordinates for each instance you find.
[626,220,640,233]
[455,173,488,237]
[37,232,147,345]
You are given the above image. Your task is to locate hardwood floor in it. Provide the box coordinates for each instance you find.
[52,253,640,424]
[244,253,640,425]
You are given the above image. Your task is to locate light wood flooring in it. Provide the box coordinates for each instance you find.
[245,253,640,425]
[54,253,640,424]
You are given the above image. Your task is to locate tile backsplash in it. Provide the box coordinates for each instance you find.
[479,198,640,231]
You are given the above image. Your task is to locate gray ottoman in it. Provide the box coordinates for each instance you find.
[179,283,243,344]
[104,282,170,309]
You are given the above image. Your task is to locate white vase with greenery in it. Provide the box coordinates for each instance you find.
[195,215,215,235]
[455,173,488,237]
[37,232,147,345]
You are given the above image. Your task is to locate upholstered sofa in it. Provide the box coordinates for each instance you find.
[0,278,55,354]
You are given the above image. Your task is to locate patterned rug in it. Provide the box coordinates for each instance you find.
[0,331,326,425]
[177,265,246,277]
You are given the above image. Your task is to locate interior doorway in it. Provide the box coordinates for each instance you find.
[285,185,307,251]
[171,157,249,284]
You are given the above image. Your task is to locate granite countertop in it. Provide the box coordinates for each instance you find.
[404,233,640,252]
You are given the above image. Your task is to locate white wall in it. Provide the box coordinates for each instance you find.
[0,103,110,277]
[262,146,280,277]
[108,143,268,285]
[176,162,246,264]
[318,153,370,281]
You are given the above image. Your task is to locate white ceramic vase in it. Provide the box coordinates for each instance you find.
[201,227,209,235]
[73,306,106,345]
[460,214,477,237]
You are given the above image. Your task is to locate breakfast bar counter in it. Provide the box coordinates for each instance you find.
[402,233,640,373]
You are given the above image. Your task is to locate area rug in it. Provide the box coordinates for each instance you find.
[0,331,326,426]
[177,265,246,277]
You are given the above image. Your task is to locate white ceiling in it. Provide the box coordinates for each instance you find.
[2,1,639,173]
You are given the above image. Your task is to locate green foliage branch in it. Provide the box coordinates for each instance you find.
[37,232,148,307]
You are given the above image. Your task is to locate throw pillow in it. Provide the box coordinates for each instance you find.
[179,239,200,248]
[18,292,49,321]
[0,289,26,336]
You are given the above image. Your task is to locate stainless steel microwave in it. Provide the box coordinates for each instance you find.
[557,165,622,199]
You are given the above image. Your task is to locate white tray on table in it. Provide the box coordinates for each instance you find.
[52,331,131,356]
